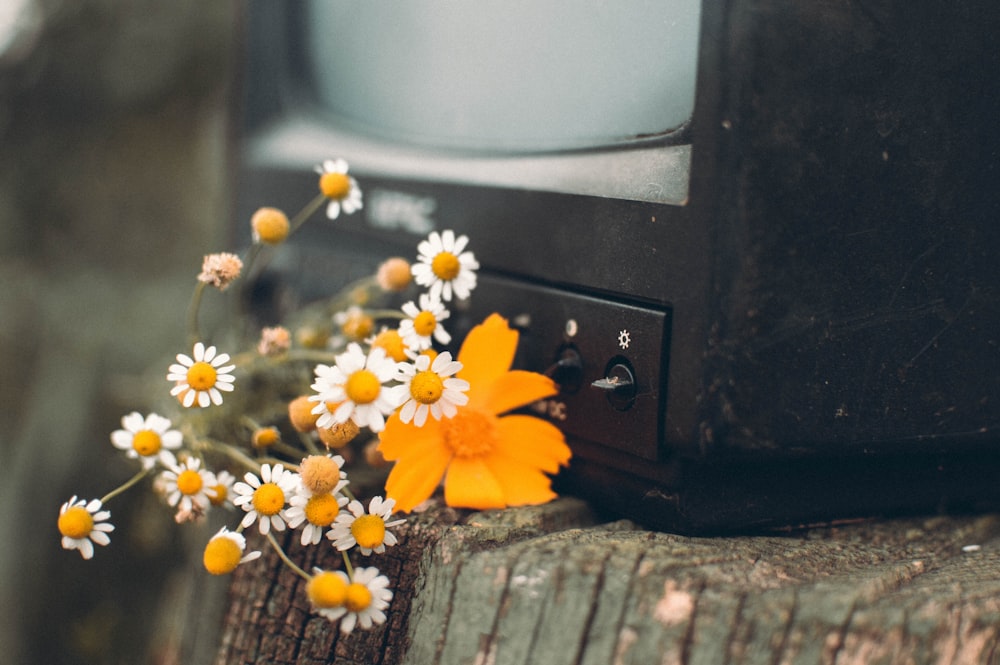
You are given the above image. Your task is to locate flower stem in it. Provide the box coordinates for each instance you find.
[266,531,311,581]
[298,430,321,455]
[341,550,355,579]
[186,281,208,346]
[100,467,152,504]
[288,193,327,237]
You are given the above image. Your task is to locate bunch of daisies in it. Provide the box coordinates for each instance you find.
[56,157,568,635]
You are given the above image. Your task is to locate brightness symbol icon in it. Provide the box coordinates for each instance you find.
[617,330,631,349]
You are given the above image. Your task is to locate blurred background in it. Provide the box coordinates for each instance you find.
[0,1,238,662]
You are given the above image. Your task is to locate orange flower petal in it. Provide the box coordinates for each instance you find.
[377,414,443,461]
[384,443,452,512]
[484,453,558,507]
[457,314,518,390]
[474,370,557,415]
[494,415,571,473]
[443,457,506,510]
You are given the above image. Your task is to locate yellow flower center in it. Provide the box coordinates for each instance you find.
[319,172,351,200]
[345,582,373,613]
[372,329,408,362]
[431,252,461,281]
[345,369,381,405]
[251,207,290,244]
[58,506,94,539]
[208,484,228,506]
[351,514,386,549]
[304,494,341,527]
[176,469,204,496]
[299,455,342,495]
[308,572,348,608]
[252,483,286,516]
[132,430,162,456]
[203,536,242,575]
[410,370,444,405]
[186,361,217,391]
[413,311,438,337]
[440,409,498,458]
[340,312,374,341]
[252,427,280,448]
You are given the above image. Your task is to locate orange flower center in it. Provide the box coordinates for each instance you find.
[413,311,438,337]
[58,506,94,539]
[252,427,280,448]
[252,483,286,516]
[299,455,342,495]
[345,369,381,405]
[410,370,444,405]
[186,361,217,391]
[351,514,386,549]
[308,572,348,608]
[340,312,374,341]
[372,329,408,362]
[440,408,498,458]
[203,536,241,575]
[132,430,162,456]
[176,469,204,496]
[431,252,461,281]
[251,207,290,244]
[208,484,228,506]
[319,172,351,199]
[304,494,341,527]
[345,583,373,613]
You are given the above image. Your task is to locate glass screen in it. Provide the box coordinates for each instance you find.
[306,1,701,154]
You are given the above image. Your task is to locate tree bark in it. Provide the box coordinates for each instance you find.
[210,498,1000,664]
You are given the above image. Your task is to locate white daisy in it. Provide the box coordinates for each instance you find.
[308,566,393,634]
[231,463,298,535]
[285,482,349,546]
[205,469,236,509]
[167,342,236,408]
[315,158,363,220]
[396,352,469,427]
[399,293,451,351]
[160,456,214,514]
[308,343,405,433]
[411,229,479,302]
[202,526,261,575]
[110,411,182,469]
[57,496,114,560]
[328,496,405,555]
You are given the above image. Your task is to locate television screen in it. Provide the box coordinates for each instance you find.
[306,1,701,153]
[246,1,701,205]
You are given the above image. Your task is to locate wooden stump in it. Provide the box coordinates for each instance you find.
[213,499,1000,664]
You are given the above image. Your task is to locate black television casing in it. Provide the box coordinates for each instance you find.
[235,1,1000,532]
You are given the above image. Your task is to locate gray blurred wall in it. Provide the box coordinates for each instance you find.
[0,1,236,663]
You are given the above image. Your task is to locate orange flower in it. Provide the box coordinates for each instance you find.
[378,313,570,511]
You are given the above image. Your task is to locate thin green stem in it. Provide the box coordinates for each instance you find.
[186,280,208,346]
[366,309,406,321]
[100,467,152,504]
[266,532,311,581]
[298,430,321,455]
[341,550,355,579]
[288,193,327,236]
[212,441,265,474]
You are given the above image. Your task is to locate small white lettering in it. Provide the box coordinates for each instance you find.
[366,189,437,235]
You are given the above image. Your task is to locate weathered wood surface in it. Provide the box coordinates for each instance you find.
[213,498,1000,664]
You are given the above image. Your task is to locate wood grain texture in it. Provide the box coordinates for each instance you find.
[212,498,1000,664]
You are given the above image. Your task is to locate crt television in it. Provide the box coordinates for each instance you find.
[234,1,1000,532]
